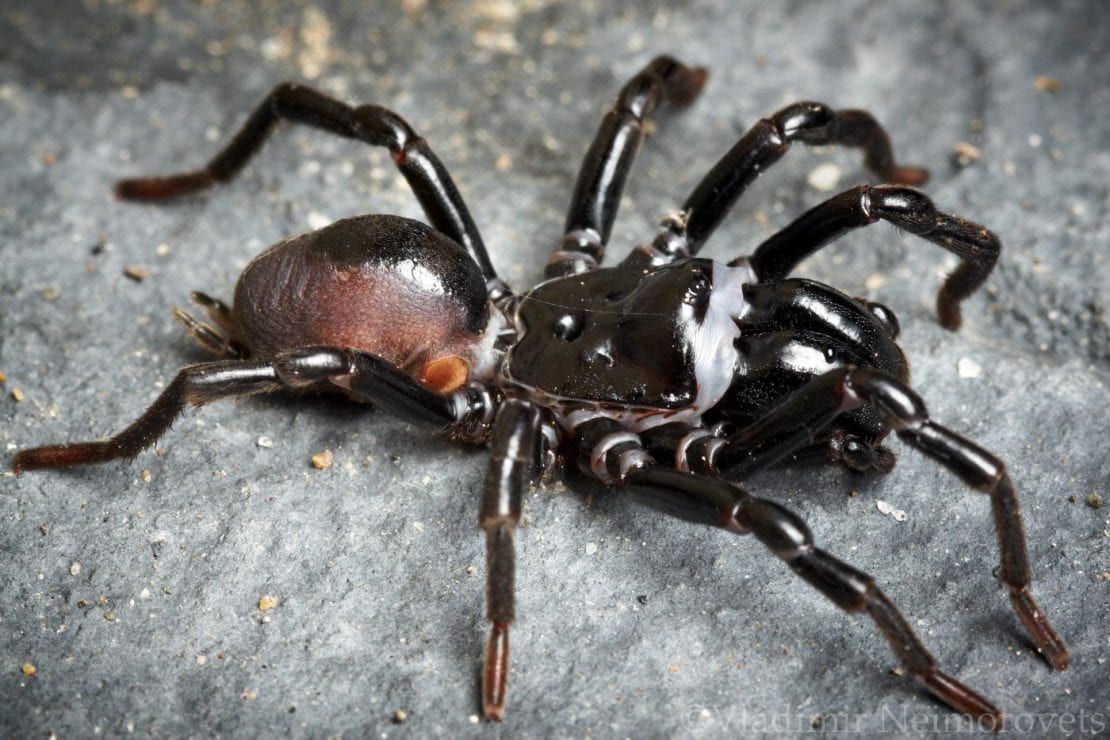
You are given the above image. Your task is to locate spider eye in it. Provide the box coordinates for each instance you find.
[866,300,901,338]
[553,313,583,341]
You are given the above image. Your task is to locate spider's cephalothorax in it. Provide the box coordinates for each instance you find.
[13,57,1068,727]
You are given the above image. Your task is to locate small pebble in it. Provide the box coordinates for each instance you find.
[22,663,36,676]
[392,709,408,723]
[258,595,280,611]
[11,388,25,402]
[124,265,150,282]
[957,357,982,379]
[69,562,81,576]
[864,273,887,291]
[806,162,842,192]
[876,500,908,522]
[306,211,332,230]
[1033,76,1062,93]
[311,449,333,469]
[257,436,275,448]
[954,142,982,160]
[1087,493,1104,509]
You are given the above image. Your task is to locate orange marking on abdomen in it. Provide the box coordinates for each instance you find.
[420,355,470,393]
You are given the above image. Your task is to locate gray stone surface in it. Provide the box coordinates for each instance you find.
[2,1,1107,737]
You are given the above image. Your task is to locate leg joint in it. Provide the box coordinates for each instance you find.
[771,101,835,141]
[735,498,814,561]
[871,185,939,235]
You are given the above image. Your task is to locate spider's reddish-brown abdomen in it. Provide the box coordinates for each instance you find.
[233,214,490,376]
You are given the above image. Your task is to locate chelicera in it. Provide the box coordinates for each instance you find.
[13,56,1069,726]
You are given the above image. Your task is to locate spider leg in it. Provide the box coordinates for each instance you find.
[572,421,1002,728]
[681,366,1070,672]
[114,83,508,300]
[651,103,927,258]
[478,399,545,720]
[744,184,1000,330]
[547,55,707,278]
[11,347,493,473]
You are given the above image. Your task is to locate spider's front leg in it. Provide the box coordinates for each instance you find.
[572,419,1004,729]
[744,185,1001,330]
[11,347,491,473]
[680,366,1069,672]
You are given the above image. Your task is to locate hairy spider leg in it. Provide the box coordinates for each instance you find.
[10,347,492,474]
[572,419,1004,730]
[547,55,707,277]
[650,102,928,258]
[478,399,545,720]
[114,83,510,302]
[744,184,1001,330]
[676,365,1069,672]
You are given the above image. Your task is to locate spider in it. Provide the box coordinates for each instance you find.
[12,56,1069,727]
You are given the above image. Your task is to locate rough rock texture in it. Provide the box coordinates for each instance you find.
[2,1,1107,737]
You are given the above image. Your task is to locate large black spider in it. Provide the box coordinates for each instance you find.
[13,56,1068,726]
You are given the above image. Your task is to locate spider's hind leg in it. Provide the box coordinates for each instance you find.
[11,346,486,474]
[114,83,508,300]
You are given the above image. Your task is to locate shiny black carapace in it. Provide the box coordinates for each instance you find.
[13,56,1068,727]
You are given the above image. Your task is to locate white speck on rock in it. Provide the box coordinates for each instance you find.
[585,542,598,555]
[307,211,333,230]
[807,162,843,192]
[957,357,982,378]
[876,500,908,522]
[256,436,274,448]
